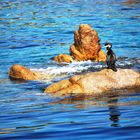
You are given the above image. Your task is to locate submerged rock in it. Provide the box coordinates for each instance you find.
[53,24,106,63]
[44,69,140,97]
[9,64,40,80]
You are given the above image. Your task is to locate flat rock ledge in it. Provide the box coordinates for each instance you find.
[9,64,140,98]
[45,69,140,97]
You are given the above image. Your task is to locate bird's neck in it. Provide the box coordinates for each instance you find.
[107,48,113,54]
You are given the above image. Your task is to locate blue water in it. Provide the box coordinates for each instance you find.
[0,0,140,139]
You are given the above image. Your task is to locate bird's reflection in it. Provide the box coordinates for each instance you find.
[108,95,121,127]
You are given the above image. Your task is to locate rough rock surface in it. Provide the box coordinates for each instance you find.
[45,69,140,97]
[53,24,106,63]
[70,24,103,61]
[9,64,40,80]
[96,50,106,62]
[53,54,73,63]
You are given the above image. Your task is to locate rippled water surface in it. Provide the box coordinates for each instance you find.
[0,0,140,139]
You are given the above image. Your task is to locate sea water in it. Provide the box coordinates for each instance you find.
[0,0,140,139]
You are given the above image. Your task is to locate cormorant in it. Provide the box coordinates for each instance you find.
[105,42,117,72]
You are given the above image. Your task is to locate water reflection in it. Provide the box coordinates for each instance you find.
[123,0,140,5]
[108,96,120,127]
[49,87,140,129]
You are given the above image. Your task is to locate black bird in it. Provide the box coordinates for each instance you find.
[105,42,117,72]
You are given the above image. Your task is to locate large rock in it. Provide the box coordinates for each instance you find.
[53,24,106,63]
[44,69,140,97]
[70,24,104,61]
[9,64,40,80]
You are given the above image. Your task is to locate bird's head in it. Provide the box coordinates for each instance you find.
[105,42,112,50]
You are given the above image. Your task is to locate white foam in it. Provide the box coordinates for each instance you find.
[31,60,103,82]
[31,58,138,82]
[117,61,132,66]
[32,60,102,75]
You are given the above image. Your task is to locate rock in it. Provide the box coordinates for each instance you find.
[53,54,73,63]
[96,50,106,62]
[9,64,70,82]
[53,24,106,63]
[45,79,72,93]
[70,24,102,61]
[44,69,140,97]
[9,64,39,80]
